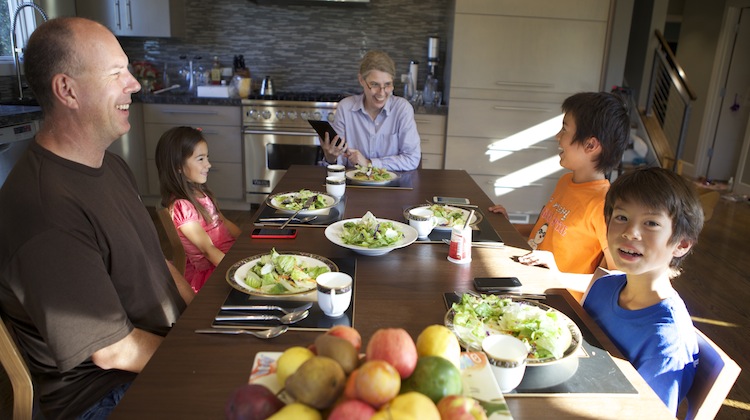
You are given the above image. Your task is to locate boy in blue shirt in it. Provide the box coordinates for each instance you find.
[583,167,703,414]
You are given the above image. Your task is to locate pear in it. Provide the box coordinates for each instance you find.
[285,356,346,409]
[315,334,359,374]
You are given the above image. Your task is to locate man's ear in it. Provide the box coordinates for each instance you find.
[672,238,694,258]
[50,73,79,109]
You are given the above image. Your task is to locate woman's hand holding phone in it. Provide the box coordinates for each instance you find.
[321,132,347,163]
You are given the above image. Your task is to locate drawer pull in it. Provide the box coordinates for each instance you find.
[492,105,551,112]
[494,81,554,89]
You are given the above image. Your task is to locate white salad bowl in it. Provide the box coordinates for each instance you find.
[324,218,418,256]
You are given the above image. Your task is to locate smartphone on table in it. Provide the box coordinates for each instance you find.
[433,196,471,205]
[251,229,298,239]
[473,277,522,292]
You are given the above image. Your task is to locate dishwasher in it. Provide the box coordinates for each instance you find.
[0,120,39,188]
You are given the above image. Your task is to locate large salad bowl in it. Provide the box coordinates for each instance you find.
[324,215,418,256]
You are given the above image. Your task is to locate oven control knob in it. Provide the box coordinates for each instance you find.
[261,110,272,120]
[312,111,322,121]
[300,111,309,120]
[287,111,298,120]
[276,111,286,120]
[327,113,335,122]
[246,109,259,119]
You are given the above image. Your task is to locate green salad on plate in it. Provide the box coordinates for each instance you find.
[243,248,330,294]
[341,211,404,248]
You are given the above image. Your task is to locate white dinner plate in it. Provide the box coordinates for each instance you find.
[226,251,338,296]
[266,191,338,215]
[324,218,418,256]
[445,295,582,366]
[403,204,482,231]
[345,169,399,186]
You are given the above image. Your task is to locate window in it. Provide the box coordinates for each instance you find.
[1,1,43,75]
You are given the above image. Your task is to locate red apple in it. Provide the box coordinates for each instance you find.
[365,328,418,378]
[437,395,488,420]
[344,369,360,400]
[329,399,376,420]
[225,384,284,420]
[326,325,362,351]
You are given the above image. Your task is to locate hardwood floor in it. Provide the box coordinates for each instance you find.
[1,199,748,419]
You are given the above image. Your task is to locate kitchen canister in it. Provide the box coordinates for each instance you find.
[447,225,472,264]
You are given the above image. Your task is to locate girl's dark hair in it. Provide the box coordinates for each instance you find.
[604,167,704,270]
[562,91,630,173]
[155,126,217,224]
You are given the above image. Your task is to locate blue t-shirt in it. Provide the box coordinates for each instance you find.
[583,274,699,414]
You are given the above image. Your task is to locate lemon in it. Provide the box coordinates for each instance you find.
[267,402,322,420]
[416,325,461,369]
[387,392,440,420]
[276,346,314,386]
[371,407,417,420]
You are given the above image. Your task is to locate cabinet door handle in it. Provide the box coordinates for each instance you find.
[243,130,315,137]
[125,0,133,30]
[494,81,555,89]
[492,105,552,112]
[161,109,220,116]
[114,0,121,30]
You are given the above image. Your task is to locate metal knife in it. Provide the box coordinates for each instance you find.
[280,195,317,229]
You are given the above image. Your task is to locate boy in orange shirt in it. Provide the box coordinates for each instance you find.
[489,92,630,275]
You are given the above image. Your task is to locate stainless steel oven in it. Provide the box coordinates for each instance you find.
[242,94,342,204]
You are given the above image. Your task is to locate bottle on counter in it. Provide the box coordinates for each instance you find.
[211,56,222,85]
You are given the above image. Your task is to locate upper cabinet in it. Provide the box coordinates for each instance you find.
[75,0,186,37]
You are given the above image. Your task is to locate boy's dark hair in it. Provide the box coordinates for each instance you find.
[562,92,630,173]
[604,167,704,270]
[155,126,217,224]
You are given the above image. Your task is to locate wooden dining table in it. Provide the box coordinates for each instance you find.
[111,165,673,419]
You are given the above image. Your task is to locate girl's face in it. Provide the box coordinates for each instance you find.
[181,140,211,185]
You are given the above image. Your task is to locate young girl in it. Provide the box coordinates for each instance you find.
[155,126,241,292]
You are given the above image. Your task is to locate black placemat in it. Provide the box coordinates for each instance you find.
[443,292,637,395]
[212,258,356,331]
[254,196,347,228]
[410,208,503,244]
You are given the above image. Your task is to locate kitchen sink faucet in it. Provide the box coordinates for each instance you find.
[11,2,48,101]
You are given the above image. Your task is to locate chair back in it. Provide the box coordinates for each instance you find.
[157,207,186,275]
[0,314,34,420]
[684,328,741,419]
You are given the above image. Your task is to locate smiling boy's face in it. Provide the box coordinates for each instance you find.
[607,199,692,279]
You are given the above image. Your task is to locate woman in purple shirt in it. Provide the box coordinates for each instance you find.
[322,50,421,171]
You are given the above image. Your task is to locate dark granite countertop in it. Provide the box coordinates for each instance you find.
[0,105,43,127]
[134,92,448,115]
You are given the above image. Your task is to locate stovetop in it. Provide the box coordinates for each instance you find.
[244,91,351,102]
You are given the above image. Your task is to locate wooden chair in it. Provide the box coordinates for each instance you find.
[681,328,741,420]
[156,207,186,276]
[0,315,33,420]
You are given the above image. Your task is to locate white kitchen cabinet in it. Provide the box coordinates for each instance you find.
[445,0,611,219]
[143,104,244,202]
[415,114,446,169]
[75,0,185,37]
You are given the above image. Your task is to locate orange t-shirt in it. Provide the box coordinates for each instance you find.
[527,172,610,274]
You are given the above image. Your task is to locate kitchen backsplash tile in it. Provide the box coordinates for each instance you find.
[118,0,450,95]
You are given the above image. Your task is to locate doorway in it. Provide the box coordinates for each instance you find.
[704,7,750,182]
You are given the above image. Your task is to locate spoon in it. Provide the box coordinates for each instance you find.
[220,302,313,314]
[194,325,288,338]
[257,216,318,224]
[214,309,310,324]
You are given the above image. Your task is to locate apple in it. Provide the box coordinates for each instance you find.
[365,328,418,378]
[326,325,362,351]
[344,369,360,400]
[437,395,488,420]
[329,399,376,420]
[225,384,284,420]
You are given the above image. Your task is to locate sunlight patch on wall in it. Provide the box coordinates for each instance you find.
[485,114,563,162]
[492,155,563,197]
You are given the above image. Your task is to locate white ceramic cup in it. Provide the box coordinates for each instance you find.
[327,164,346,179]
[482,334,528,392]
[326,176,346,198]
[316,272,352,318]
[407,208,438,238]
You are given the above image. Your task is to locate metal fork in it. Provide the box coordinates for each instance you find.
[220,302,313,314]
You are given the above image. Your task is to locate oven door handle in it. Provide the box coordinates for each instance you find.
[243,129,317,137]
